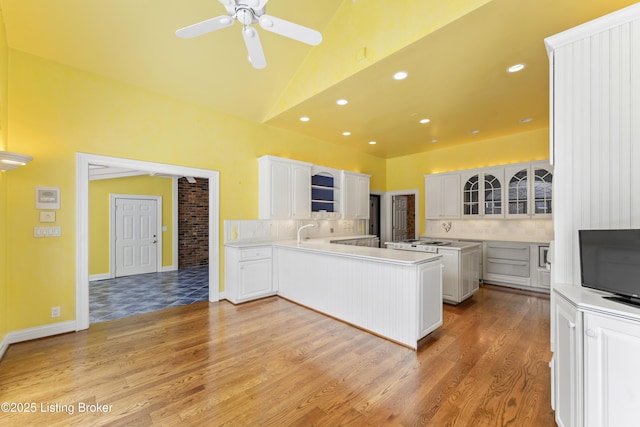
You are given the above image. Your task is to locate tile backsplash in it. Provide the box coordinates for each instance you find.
[424,219,554,242]
[224,219,367,244]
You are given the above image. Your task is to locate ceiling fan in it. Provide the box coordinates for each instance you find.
[176,0,323,69]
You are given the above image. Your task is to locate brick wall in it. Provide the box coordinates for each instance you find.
[407,194,416,239]
[178,177,209,268]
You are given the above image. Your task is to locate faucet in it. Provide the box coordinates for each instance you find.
[297,223,316,243]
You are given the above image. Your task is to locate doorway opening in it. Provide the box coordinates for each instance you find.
[382,190,419,244]
[76,153,220,331]
[369,194,381,246]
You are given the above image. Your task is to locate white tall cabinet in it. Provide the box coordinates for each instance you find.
[546,4,640,427]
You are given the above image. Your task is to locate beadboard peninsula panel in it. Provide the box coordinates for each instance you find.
[273,246,442,349]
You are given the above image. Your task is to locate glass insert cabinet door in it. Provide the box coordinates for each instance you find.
[483,174,502,215]
[508,169,528,215]
[534,168,553,214]
[463,174,479,215]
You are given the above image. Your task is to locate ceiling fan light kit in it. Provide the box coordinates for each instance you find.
[176,0,323,69]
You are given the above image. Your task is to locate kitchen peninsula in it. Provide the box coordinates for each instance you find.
[225,239,443,350]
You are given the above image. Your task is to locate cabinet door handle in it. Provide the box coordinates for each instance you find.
[569,322,576,329]
[585,329,596,338]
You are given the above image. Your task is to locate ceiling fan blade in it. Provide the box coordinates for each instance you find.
[176,15,234,39]
[242,26,267,69]
[258,14,322,46]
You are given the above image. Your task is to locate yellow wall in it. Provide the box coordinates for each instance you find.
[387,127,550,234]
[4,49,386,331]
[0,7,8,344]
[89,175,174,276]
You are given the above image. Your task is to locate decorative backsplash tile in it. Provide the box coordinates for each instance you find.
[424,219,554,242]
[224,219,366,243]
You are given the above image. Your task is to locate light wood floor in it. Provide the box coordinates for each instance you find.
[0,284,556,426]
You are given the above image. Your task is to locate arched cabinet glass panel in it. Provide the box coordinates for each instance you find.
[534,169,553,215]
[483,174,502,215]
[463,175,479,215]
[508,169,528,215]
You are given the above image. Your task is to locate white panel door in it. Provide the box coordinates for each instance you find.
[115,198,158,277]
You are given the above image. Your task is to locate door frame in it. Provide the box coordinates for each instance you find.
[76,153,220,331]
[110,194,163,278]
[382,189,420,244]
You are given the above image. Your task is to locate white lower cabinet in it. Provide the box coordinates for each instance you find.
[583,312,640,427]
[224,246,274,304]
[274,245,443,349]
[483,241,531,288]
[440,246,480,304]
[553,292,582,427]
[552,285,640,427]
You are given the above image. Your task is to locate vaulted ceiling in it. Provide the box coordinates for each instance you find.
[1,0,636,158]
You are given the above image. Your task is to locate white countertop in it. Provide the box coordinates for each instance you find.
[224,234,377,248]
[554,283,640,322]
[421,235,551,245]
[273,240,442,265]
[437,241,481,251]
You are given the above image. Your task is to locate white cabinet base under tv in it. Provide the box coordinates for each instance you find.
[552,284,640,427]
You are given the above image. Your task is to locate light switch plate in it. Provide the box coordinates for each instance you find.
[40,211,56,223]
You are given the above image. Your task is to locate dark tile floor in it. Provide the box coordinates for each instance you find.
[89,266,209,324]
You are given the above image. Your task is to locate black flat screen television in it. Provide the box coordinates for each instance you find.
[579,229,640,308]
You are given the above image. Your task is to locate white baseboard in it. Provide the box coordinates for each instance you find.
[89,273,111,282]
[1,321,76,361]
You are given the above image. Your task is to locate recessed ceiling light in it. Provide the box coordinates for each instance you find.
[369,141,377,145]
[336,99,349,106]
[420,118,431,124]
[342,131,351,136]
[430,139,438,143]
[520,117,533,123]
[507,63,526,73]
[470,129,480,135]
[393,71,408,80]
[299,116,310,122]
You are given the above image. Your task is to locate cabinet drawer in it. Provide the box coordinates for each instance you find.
[485,242,530,261]
[486,258,530,277]
[239,247,272,261]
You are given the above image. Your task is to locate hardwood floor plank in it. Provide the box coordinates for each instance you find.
[0,286,556,426]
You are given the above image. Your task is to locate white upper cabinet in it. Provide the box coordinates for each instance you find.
[427,161,551,220]
[342,171,370,219]
[505,161,553,219]
[258,155,311,219]
[425,173,460,219]
[460,168,504,218]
